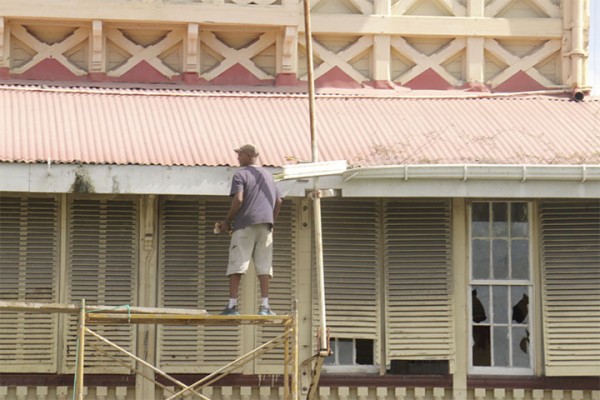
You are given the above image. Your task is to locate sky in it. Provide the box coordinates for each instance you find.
[590,1,599,96]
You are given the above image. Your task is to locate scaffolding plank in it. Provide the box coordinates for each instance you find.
[0,300,208,315]
[86,313,291,326]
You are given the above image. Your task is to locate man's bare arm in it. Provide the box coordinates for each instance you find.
[273,198,283,222]
[219,191,243,232]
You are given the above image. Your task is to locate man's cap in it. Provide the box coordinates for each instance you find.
[234,144,259,157]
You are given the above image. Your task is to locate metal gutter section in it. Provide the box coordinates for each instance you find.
[343,164,600,182]
[341,164,600,199]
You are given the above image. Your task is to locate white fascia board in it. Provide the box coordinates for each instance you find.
[1,163,597,199]
[0,162,342,197]
[0,163,237,196]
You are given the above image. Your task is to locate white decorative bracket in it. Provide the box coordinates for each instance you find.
[280,26,297,73]
[186,23,199,73]
[91,20,104,72]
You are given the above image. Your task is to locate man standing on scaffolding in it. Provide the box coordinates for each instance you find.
[217,144,283,316]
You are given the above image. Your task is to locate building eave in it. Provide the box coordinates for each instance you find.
[1,162,598,199]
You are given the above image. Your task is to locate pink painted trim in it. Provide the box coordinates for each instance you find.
[315,66,362,89]
[403,68,452,90]
[275,73,299,87]
[0,67,9,80]
[494,70,547,92]
[112,60,173,84]
[182,72,208,85]
[371,80,394,90]
[13,58,86,81]
[210,63,274,86]
[88,72,107,82]
[460,81,491,92]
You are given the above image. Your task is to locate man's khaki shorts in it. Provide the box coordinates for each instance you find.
[226,223,273,277]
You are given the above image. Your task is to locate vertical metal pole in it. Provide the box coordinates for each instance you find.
[284,321,290,399]
[292,302,299,400]
[303,0,328,355]
[303,0,317,163]
[75,299,86,400]
[312,194,327,353]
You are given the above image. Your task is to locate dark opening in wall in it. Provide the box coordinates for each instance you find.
[355,339,374,365]
[388,360,449,375]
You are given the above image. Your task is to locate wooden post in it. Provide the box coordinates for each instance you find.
[75,299,86,400]
[452,199,468,400]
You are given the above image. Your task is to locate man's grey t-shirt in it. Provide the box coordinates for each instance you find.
[230,166,282,230]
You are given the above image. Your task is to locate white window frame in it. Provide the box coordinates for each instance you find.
[322,338,379,374]
[468,201,535,376]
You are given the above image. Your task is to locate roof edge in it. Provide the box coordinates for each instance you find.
[0,82,586,101]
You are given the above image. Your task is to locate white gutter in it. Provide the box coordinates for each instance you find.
[343,164,600,182]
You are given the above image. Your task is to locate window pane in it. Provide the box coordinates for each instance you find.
[472,239,490,279]
[511,239,530,280]
[492,286,508,324]
[355,339,374,365]
[493,326,509,367]
[512,327,530,368]
[492,239,509,279]
[472,286,489,323]
[511,287,529,324]
[324,339,337,365]
[492,203,508,237]
[473,326,491,366]
[338,339,354,365]
[510,203,528,237]
[472,203,490,237]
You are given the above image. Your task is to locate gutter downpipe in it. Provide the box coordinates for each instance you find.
[571,0,586,93]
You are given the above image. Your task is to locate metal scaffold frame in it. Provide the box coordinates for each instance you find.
[0,300,299,400]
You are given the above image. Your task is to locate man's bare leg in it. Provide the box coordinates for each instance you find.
[258,274,270,298]
[229,273,242,299]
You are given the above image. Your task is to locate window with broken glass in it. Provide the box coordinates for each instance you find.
[469,202,533,374]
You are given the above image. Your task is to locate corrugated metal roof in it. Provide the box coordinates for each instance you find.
[1,84,599,167]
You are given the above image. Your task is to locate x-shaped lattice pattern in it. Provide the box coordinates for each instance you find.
[11,25,88,75]
[391,37,466,85]
[199,31,277,81]
[299,35,373,82]
[105,28,183,78]
[485,38,561,87]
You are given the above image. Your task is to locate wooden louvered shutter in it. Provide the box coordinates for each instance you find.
[0,196,59,372]
[540,200,600,376]
[316,200,380,353]
[256,200,296,371]
[157,198,241,373]
[64,197,138,373]
[384,200,453,363]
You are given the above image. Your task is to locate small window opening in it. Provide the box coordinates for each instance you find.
[324,338,374,366]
